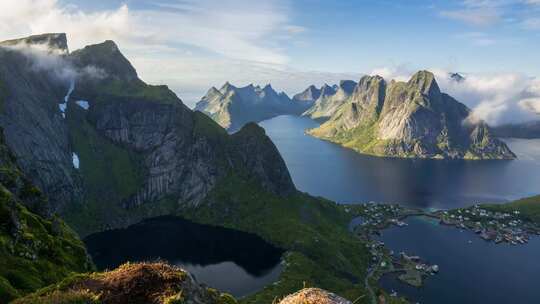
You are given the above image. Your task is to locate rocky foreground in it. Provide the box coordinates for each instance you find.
[13,263,360,304]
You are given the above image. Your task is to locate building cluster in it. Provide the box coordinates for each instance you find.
[439,205,540,245]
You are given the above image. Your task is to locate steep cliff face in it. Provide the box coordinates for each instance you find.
[0,35,82,216]
[196,83,303,131]
[0,128,92,302]
[0,35,296,235]
[309,71,515,159]
[302,80,356,120]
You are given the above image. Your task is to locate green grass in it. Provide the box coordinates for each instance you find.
[483,195,540,223]
[179,174,371,304]
[62,104,146,235]
[90,79,179,105]
[0,186,93,302]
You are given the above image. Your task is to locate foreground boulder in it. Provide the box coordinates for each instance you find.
[278,288,351,304]
[13,262,237,304]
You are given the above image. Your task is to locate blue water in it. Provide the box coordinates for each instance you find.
[378,217,540,304]
[260,115,540,304]
[260,115,540,209]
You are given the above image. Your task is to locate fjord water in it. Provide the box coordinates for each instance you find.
[259,115,540,209]
[378,217,540,304]
[260,115,540,303]
[84,216,283,298]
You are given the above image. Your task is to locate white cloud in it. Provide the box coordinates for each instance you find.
[455,32,497,46]
[0,0,319,107]
[365,66,540,126]
[370,65,412,82]
[433,70,539,125]
[440,8,501,26]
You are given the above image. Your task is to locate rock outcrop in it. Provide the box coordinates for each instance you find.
[292,85,321,110]
[278,288,351,304]
[0,35,296,235]
[12,262,237,304]
[195,83,302,131]
[0,128,92,302]
[308,71,515,159]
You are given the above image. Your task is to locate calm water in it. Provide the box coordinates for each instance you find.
[378,217,540,304]
[84,216,284,298]
[260,115,540,209]
[261,115,540,303]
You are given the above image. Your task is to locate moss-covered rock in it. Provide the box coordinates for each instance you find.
[0,129,93,302]
[13,262,238,304]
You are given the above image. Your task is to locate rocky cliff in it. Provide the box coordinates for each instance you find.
[308,71,515,159]
[0,128,92,302]
[195,83,303,131]
[0,34,296,235]
[302,80,356,120]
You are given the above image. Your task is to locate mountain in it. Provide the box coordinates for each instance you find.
[0,34,371,303]
[308,71,516,159]
[0,33,69,53]
[492,120,540,139]
[449,72,465,83]
[0,128,92,302]
[195,83,303,131]
[302,80,357,120]
[0,35,295,235]
[292,85,321,110]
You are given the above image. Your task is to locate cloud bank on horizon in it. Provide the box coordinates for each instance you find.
[0,0,539,125]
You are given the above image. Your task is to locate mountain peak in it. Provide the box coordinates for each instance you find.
[449,72,465,83]
[0,33,69,53]
[408,70,440,96]
[220,82,235,93]
[70,40,138,82]
[339,80,357,94]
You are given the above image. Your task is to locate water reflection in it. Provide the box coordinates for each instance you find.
[260,115,540,209]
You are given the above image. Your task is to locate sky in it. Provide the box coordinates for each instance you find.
[0,0,539,124]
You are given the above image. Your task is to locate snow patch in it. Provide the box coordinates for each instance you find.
[72,152,80,169]
[59,80,75,119]
[75,100,90,110]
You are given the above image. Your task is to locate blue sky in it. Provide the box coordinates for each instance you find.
[1,0,539,120]
[57,0,540,75]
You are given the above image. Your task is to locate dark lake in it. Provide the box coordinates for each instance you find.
[84,216,284,298]
[260,115,540,209]
[377,216,540,304]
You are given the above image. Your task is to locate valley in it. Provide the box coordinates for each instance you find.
[0,29,539,304]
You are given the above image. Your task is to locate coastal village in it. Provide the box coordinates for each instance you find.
[345,203,439,290]
[345,201,540,299]
[435,205,540,245]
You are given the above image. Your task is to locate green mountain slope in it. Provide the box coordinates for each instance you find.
[0,130,92,302]
[308,71,515,160]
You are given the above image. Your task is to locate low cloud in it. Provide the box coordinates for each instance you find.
[367,66,540,126]
[1,42,106,85]
[440,8,501,26]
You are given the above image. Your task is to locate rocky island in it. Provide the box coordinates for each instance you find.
[307,71,516,160]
